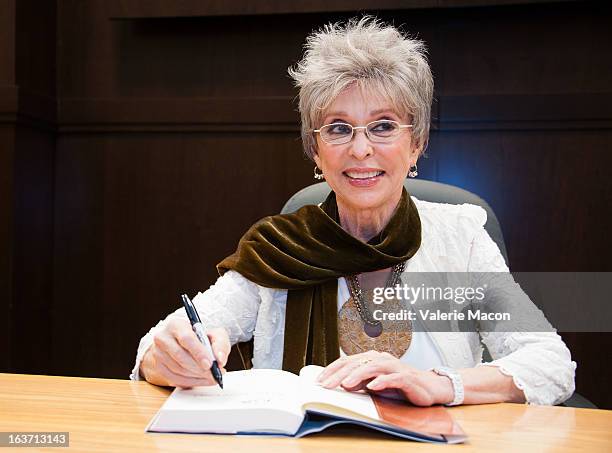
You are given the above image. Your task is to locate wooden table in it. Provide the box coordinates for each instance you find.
[1,374,611,452]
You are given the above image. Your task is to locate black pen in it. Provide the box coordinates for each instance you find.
[181,293,224,389]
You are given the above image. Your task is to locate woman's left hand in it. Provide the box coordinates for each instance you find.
[316,351,454,407]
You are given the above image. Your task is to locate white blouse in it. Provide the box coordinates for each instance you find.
[131,197,576,406]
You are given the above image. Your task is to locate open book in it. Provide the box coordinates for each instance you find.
[147,365,466,444]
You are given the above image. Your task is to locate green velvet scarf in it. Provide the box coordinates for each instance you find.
[217,187,421,374]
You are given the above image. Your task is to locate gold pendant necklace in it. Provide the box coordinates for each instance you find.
[338,263,412,358]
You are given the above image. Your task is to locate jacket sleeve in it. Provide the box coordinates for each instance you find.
[129,270,261,380]
[467,222,576,405]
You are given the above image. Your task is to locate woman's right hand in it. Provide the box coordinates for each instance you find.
[140,318,230,388]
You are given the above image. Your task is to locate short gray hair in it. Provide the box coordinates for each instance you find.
[288,16,434,160]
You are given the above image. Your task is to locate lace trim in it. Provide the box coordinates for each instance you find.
[477,363,530,403]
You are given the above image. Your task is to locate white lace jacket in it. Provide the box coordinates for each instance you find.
[131,198,576,405]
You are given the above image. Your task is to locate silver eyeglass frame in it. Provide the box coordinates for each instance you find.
[313,120,413,145]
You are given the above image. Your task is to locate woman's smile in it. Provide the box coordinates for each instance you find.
[343,167,386,187]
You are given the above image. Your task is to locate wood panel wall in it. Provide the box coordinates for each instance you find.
[1,0,611,407]
[1,0,56,374]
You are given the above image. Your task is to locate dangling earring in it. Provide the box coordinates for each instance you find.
[314,166,325,180]
[408,164,418,178]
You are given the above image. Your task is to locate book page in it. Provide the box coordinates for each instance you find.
[148,369,305,434]
[162,369,302,413]
[298,365,379,420]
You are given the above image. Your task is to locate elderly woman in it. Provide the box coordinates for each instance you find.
[131,17,575,406]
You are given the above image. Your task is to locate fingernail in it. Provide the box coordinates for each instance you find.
[367,380,379,389]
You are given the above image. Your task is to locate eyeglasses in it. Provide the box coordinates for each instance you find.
[313,120,413,145]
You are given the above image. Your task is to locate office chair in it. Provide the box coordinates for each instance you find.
[280,180,595,409]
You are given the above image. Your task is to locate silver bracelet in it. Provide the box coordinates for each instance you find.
[433,366,464,406]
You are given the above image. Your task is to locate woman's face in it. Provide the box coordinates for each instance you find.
[313,84,421,214]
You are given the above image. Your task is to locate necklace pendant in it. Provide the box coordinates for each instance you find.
[363,322,383,338]
[339,265,412,357]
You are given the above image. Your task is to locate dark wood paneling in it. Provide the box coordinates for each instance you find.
[430,129,612,271]
[108,0,435,18]
[436,3,612,96]
[15,0,57,98]
[57,94,612,132]
[108,0,574,19]
[0,0,57,376]
[0,85,57,129]
[0,126,15,372]
[561,332,612,410]
[59,9,306,99]
[17,89,57,128]
[52,136,106,377]
[11,125,55,374]
[0,85,18,117]
[439,94,612,130]
[57,0,115,99]
[0,0,17,373]
[52,133,313,377]
[0,0,15,85]
[59,98,299,130]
